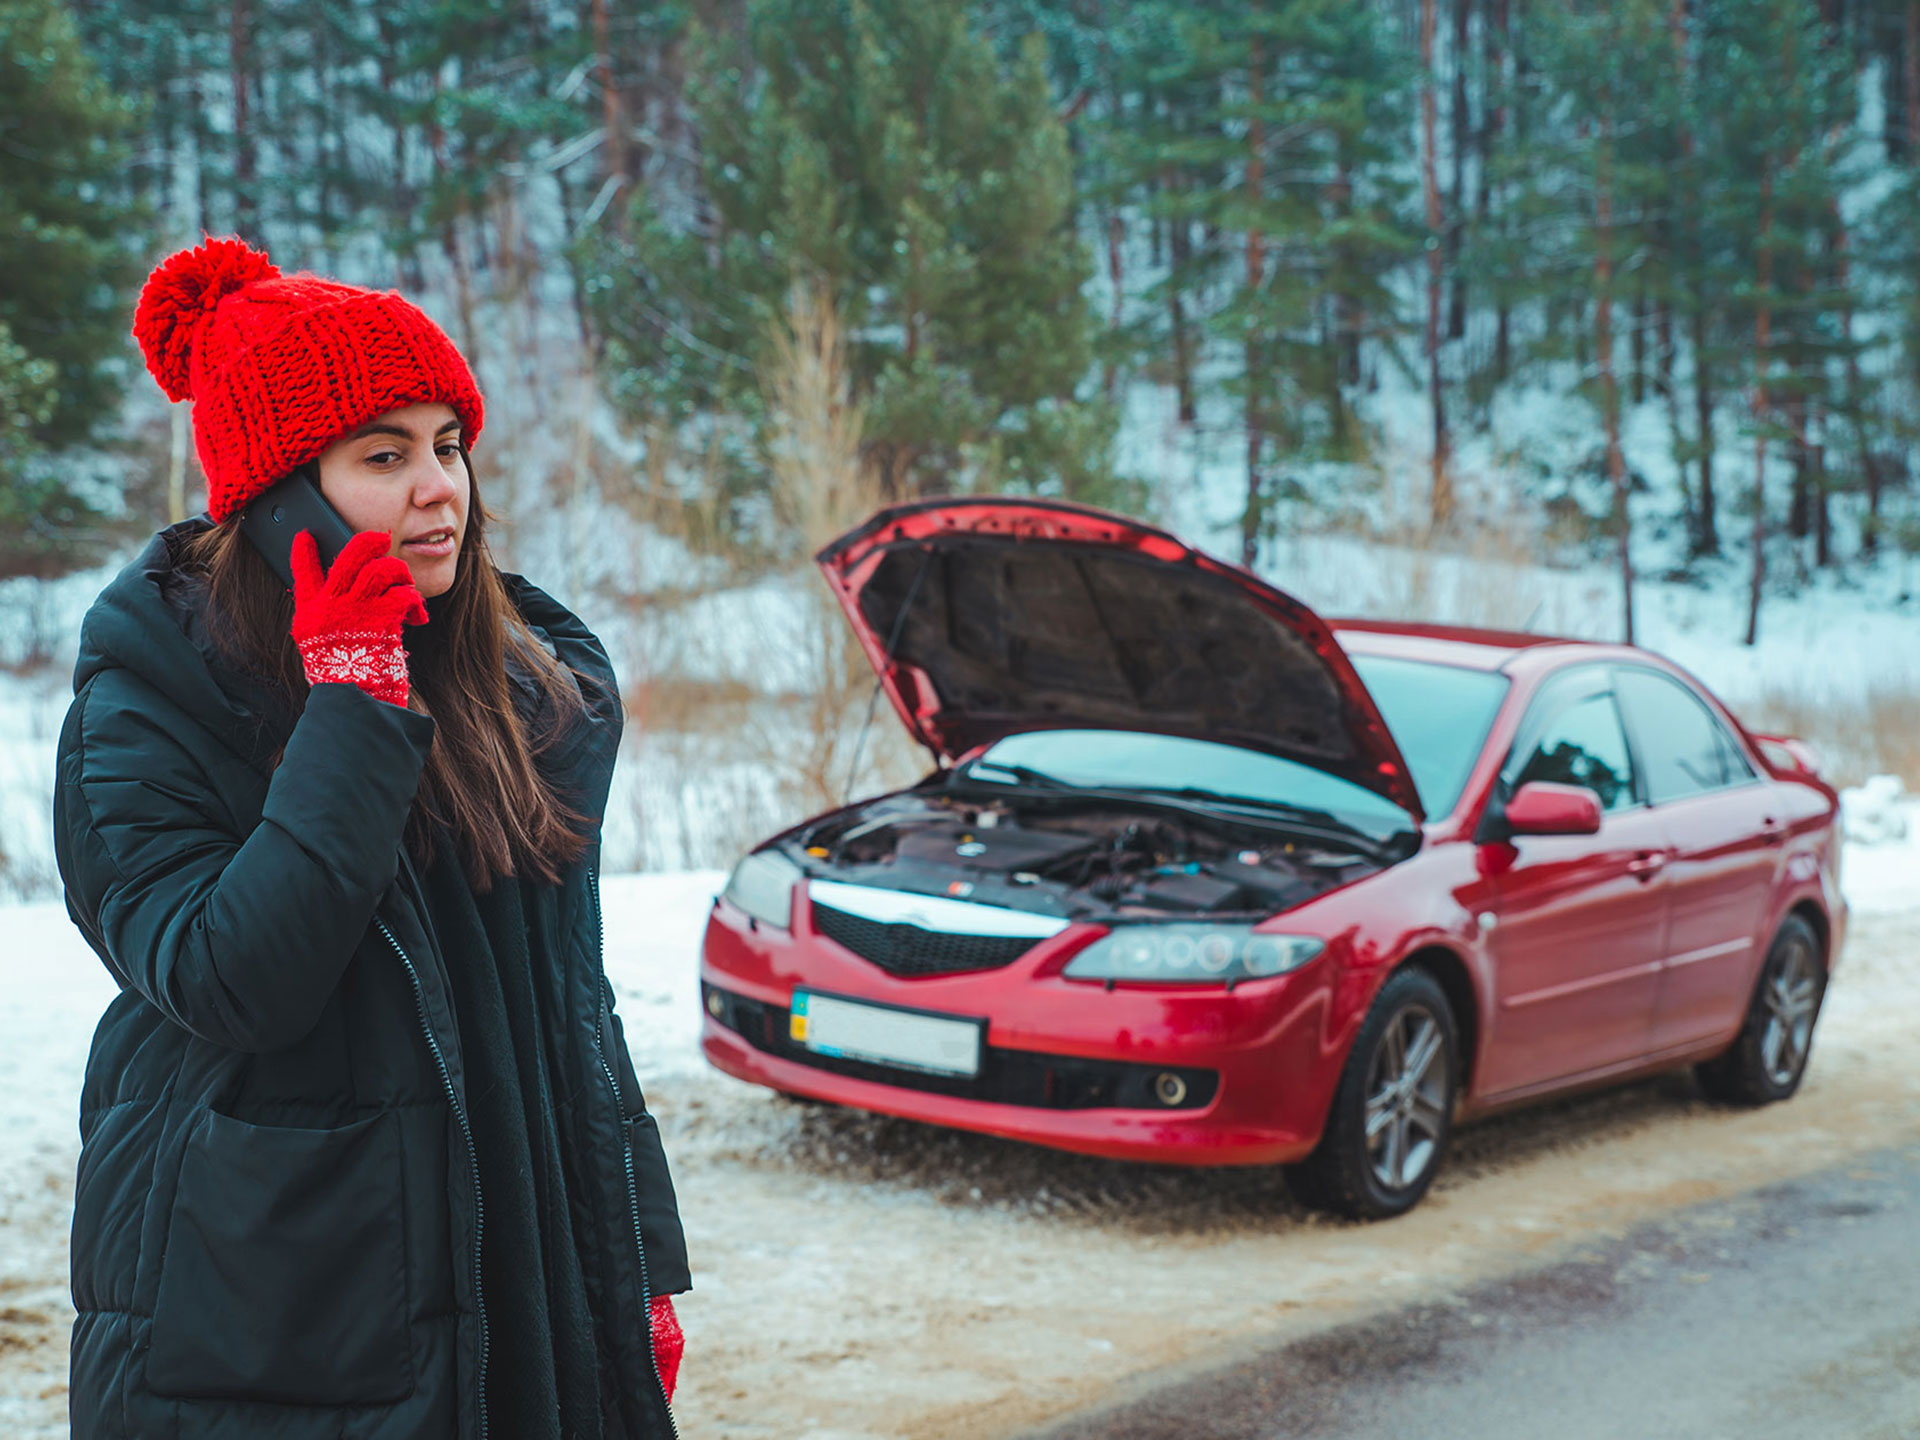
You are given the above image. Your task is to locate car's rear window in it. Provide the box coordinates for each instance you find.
[1349,655,1510,818]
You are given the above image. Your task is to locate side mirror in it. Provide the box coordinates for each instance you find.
[1504,781,1603,836]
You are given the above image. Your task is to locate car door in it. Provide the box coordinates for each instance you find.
[1479,667,1672,1099]
[1613,665,1783,1054]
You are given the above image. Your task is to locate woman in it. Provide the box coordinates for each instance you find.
[53,237,687,1440]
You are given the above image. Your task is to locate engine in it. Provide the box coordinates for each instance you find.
[789,790,1381,922]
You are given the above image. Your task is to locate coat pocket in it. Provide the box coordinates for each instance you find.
[147,1109,413,1405]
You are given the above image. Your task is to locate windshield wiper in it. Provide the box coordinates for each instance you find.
[1138,785,1347,828]
[1152,787,1404,847]
[961,760,1073,790]
[953,769,1407,859]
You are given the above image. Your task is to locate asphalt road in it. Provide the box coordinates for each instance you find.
[1027,1143,1920,1440]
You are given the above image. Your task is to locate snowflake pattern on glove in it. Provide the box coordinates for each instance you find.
[298,630,414,708]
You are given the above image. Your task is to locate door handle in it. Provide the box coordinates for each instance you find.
[1759,817,1786,846]
[1627,849,1669,880]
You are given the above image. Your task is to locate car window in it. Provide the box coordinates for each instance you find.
[1613,666,1754,805]
[1504,679,1637,812]
[1347,655,1509,817]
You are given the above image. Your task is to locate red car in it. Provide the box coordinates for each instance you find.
[699,498,1844,1218]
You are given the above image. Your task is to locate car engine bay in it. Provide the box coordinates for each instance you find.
[785,786,1393,923]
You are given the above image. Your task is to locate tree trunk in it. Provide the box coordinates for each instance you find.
[1103,208,1124,401]
[1481,0,1507,380]
[376,18,422,291]
[1828,204,1880,558]
[1596,120,1634,644]
[1243,35,1267,568]
[1658,275,1687,532]
[555,173,599,355]
[1422,0,1453,528]
[1745,167,1773,648]
[428,90,478,361]
[1907,1,1919,156]
[167,402,190,524]
[592,0,629,228]
[1447,0,1471,342]
[230,0,257,242]
[1631,281,1647,406]
[1812,411,1831,568]
[1786,396,1810,541]
[1167,173,1196,424]
[1482,0,1512,384]
[1691,305,1719,556]
[1331,152,1361,449]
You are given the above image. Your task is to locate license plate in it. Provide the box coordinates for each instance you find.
[790,991,983,1078]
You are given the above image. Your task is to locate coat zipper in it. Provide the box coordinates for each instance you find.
[590,869,680,1438]
[380,917,490,1440]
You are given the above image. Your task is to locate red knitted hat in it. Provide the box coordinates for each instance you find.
[132,237,486,523]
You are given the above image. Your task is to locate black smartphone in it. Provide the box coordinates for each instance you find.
[238,468,357,590]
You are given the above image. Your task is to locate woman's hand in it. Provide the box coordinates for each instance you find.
[290,529,428,707]
[650,1295,683,1401]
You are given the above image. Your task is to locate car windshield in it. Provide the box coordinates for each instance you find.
[962,728,1418,843]
[1347,654,1510,817]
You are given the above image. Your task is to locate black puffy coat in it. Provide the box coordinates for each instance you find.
[52,522,687,1439]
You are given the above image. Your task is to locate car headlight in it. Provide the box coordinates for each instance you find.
[723,849,803,931]
[1063,925,1324,985]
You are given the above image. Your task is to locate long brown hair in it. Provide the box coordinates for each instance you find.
[182,458,593,890]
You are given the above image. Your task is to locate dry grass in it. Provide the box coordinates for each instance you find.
[755,281,903,816]
[1738,676,1920,791]
[603,284,925,870]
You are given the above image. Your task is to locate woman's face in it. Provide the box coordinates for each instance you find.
[313,402,470,599]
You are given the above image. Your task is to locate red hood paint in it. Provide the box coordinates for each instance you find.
[815,497,1424,819]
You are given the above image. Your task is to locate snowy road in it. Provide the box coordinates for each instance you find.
[1029,1141,1920,1440]
[4,877,1920,1438]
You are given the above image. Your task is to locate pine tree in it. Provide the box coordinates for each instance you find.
[1485,0,1680,640]
[582,0,1116,505]
[0,0,146,576]
[1102,0,1414,562]
[1686,0,1851,642]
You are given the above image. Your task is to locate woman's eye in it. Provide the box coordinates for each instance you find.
[366,449,403,466]
[436,444,462,460]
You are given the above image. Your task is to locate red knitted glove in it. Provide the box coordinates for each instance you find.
[650,1295,683,1401]
[289,529,428,707]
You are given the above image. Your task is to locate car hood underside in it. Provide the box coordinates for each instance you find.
[816,497,1423,818]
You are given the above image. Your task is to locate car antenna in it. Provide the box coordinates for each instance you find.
[1521,599,1545,633]
[842,546,935,805]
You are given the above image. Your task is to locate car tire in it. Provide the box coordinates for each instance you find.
[1695,913,1826,1106]
[1286,966,1459,1221]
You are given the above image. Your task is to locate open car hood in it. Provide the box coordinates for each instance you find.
[815,497,1424,820]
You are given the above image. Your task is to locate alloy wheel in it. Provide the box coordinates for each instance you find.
[1363,1004,1449,1193]
[1760,931,1820,1088]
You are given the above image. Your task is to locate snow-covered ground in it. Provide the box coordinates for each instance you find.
[5,813,1920,1436]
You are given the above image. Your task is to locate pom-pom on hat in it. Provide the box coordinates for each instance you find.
[132,236,485,523]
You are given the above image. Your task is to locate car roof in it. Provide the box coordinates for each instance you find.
[1330,619,1587,673]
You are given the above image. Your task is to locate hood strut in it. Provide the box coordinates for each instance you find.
[841,545,935,803]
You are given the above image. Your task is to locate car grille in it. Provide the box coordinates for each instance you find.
[810,901,1040,977]
[702,982,1217,1111]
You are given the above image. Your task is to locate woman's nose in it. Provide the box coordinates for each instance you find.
[411,460,459,507]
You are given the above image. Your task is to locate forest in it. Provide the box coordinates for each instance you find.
[9,0,1920,654]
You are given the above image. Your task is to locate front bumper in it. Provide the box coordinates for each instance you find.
[698,896,1342,1166]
